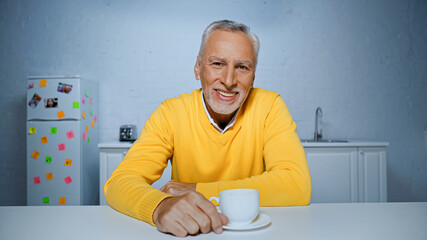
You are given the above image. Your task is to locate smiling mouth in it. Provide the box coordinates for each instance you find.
[216,90,237,97]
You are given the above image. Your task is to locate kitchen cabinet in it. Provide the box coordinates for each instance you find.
[99,142,388,205]
[304,142,388,203]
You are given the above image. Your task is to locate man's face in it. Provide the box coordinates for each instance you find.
[195,30,256,118]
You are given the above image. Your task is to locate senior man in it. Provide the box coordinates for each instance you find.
[105,20,311,237]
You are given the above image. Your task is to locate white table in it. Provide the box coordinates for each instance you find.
[1,203,426,240]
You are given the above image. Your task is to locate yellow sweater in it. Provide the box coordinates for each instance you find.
[105,88,311,225]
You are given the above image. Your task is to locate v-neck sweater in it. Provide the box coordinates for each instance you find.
[104,88,311,226]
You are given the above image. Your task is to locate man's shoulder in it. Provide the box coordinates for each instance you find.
[162,89,201,109]
[248,88,280,104]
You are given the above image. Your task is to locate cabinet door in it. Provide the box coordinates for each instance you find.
[99,149,127,205]
[357,147,387,202]
[305,147,358,203]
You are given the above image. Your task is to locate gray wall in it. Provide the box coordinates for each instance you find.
[0,0,426,205]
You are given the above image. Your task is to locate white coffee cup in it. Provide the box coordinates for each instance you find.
[209,188,259,226]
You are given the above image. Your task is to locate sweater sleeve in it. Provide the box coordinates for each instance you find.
[104,102,174,225]
[196,96,311,206]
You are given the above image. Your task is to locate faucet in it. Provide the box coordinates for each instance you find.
[314,107,323,141]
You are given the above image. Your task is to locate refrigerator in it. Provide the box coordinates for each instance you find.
[27,75,99,206]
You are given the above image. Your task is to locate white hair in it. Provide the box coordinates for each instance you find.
[198,20,260,66]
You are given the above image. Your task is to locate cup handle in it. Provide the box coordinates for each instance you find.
[209,196,219,205]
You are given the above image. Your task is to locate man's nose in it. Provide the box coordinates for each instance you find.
[221,66,237,89]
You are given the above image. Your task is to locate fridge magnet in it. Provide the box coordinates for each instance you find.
[82,111,86,119]
[72,102,79,109]
[64,176,73,185]
[29,127,36,134]
[66,130,75,139]
[58,143,66,151]
[57,82,72,94]
[43,197,49,204]
[64,158,72,166]
[45,156,52,164]
[87,137,90,143]
[40,136,48,144]
[40,79,47,87]
[28,93,42,109]
[59,197,66,205]
[94,115,97,122]
[46,172,53,181]
[28,83,34,89]
[33,176,41,185]
[86,125,89,132]
[57,110,65,119]
[82,132,87,140]
[81,96,85,105]
[44,98,58,108]
[90,97,93,104]
[85,90,89,97]
[90,109,93,116]
[50,127,57,134]
[91,121,94,128]
[31,150,40,159]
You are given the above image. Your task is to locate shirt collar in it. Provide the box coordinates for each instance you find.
[201,90,239,134]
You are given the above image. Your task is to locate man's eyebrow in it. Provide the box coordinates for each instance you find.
[207,56,226,62]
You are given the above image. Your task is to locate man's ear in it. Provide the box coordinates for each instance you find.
[194,56,201,80]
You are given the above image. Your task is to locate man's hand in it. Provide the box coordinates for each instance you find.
[153,191,228,237]
[160,180,196,196]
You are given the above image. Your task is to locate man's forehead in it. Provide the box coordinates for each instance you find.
[203,30,255,61]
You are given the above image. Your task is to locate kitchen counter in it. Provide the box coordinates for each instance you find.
[99,141,390,148]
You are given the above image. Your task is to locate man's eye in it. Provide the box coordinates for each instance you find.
[213,62,222,66]
[238,65,249,71]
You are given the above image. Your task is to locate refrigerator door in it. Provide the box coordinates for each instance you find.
[27,76,81,121]
[27,121,81,205]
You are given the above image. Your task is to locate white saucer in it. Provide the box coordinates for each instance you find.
[223,213,271,231]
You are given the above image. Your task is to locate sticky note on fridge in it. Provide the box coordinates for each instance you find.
[46,172,53,181]
[57,111,65,119]
[40,79,47,87]
[64,158,72,166]
[85,125,89,132]
[64,176,73,185]
[66,130,75,139]
[82,132,87,140]
[58,143,65,151]
[31,151,40,159]
[73,102,79,109]
[33,176,41,185]
[91,121,94,128]
[81,97,85,105]
[43,197,49,204]
[45,156,52,164]
[50,127,57,134]
[40,136,48,144]
[29,127,36,134]
[82,111,86,119]
[59,197,66,205]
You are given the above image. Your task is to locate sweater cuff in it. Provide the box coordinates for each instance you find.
[138,190,172,226]
[196,182,220,205]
